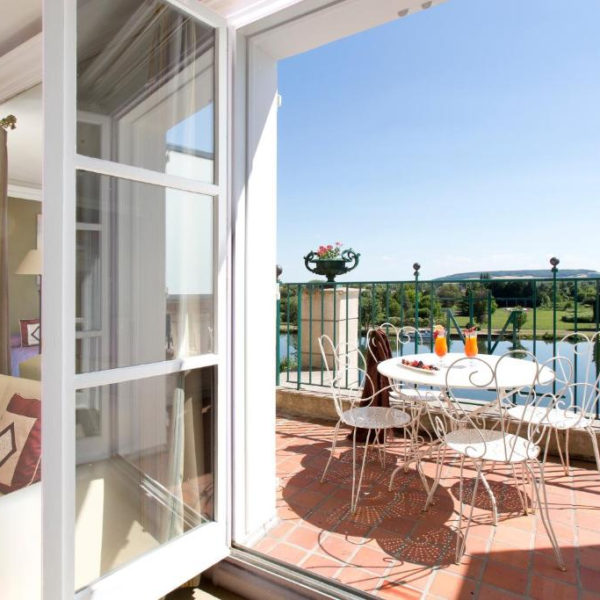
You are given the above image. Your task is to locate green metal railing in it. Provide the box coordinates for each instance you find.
[276,261,600,413]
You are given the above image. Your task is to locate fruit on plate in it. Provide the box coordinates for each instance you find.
[401,359,439,371]
[433,324,445,339]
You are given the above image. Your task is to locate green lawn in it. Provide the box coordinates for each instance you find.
[452,307,596,334]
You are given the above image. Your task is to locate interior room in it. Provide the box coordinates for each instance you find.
[0,1,217,596]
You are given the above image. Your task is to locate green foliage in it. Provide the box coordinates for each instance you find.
[436,283,462,308]
[561,313,596,324]
[279,285,298,325]
[458,284,497,325]
[279,355,297,372]
[512,307,528,331]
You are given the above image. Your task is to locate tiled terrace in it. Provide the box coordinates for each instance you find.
[251,417,600,599]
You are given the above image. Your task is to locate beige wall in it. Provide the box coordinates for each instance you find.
[7,196,41,337]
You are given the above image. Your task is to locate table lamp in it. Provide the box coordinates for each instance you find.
[16,248,42,351]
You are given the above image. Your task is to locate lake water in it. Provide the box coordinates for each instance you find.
[278,334,600,406]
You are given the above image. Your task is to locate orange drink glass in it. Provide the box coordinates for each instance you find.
[464,332,478,358]
[434,328,448,366]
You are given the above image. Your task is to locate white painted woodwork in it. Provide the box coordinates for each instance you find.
[0,33,42,103]
[237,40,278,542]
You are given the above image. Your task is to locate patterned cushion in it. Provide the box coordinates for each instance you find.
[19,319,40,347]
[0,394,41,493]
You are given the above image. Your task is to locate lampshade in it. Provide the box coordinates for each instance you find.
[16,248,42,275]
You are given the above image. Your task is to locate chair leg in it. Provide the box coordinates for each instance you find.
[565,428,571,474]
[587,426,600,472]
[456,459,482,563]
[351,426,358,512]
[383,427,388,468]
[352,429,372,513]
[477,467,498,526]
[525,460,566,571]
[511,463,529,516]
[542,427,551,466]
[554,427,568,476]
[424,444,447,511]
[321,420,341,483]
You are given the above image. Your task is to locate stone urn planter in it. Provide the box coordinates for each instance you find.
[303,248,360,283]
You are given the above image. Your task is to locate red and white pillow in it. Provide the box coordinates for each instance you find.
[0,394,41,494]
[20,319,40,347]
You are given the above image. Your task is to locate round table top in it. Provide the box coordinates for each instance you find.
[377,352,554,390]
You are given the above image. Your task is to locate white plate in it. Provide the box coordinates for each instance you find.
[399,361,438,375]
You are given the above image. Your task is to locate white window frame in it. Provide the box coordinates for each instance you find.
[42,0,231,598]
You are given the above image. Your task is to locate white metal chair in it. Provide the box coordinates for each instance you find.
[367,324,445,488]
[507,333,600,475]
[318,335,420,512]
[423,354,566,569]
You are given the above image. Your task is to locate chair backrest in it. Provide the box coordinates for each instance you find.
[318,334,372,419]
[551,381,600,426]
[367,324,422,360]
[558,332,600,388]
[432,352,544,462]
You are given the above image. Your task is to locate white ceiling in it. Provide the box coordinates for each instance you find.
[0,0,41,58]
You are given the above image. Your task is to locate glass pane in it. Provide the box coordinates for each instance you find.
[75,367,215,590]
[77,0,216,183]
[76,171,215,373]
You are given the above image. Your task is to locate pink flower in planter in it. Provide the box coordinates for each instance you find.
[314,243,343,259]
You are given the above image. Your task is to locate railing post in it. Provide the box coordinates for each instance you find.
[551,257,560,359]
[595,279,600,335]
[296,283,302,390]
[551,257,559,394]
[574,280,578,333]
[276,265,282,386]
[429,281,435,352]
[309,283,313,385]
[512,310,520,348]
[468,286,474,326]
[532,280,537,356]
[413,263,420,353]
[487,290,492,353]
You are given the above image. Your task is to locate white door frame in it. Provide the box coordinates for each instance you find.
[42,0,231,597]
[231,0,447,546]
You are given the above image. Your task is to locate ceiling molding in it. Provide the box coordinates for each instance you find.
[225,0,307,28]
[247,0,446,60]
[0,33,42,104]
[7,182,42,202]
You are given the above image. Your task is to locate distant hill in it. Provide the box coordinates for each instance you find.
[437,269,600,281]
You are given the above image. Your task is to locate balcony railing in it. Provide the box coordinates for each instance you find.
[277,267,600,413]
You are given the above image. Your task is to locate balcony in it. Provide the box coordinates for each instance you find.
[251,416,599,599]
[253,271,600,598]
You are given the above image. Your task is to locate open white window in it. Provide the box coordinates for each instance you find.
[43,1,229,597]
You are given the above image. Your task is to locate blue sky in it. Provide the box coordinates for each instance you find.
[276,0,600,282]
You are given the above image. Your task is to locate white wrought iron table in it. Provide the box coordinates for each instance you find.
[378,352,554,392]
[377,352,555,494]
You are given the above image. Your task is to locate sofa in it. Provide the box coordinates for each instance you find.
[0,374,42,600]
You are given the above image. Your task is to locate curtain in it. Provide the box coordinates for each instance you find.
[0,127,10,375]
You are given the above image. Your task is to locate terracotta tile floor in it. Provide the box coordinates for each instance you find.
[250,417,600,599]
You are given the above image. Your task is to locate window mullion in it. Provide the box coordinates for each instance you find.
[75,154,221,197]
